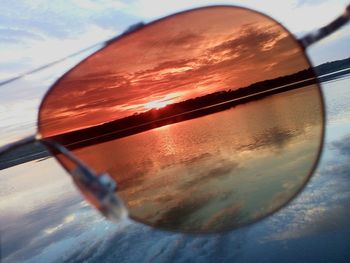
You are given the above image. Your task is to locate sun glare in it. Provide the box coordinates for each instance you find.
[144,100,171,109]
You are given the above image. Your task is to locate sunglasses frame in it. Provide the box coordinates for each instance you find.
[1,4,349,232]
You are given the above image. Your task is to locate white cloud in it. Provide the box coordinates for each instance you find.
[72,0,128,11]
[2,25,116,71]
[122,0,348,35]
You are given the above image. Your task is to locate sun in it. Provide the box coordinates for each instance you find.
[143,93,181,110]
[144,99,170,110]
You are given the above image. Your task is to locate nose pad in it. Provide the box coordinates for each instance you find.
[71,166,128,222]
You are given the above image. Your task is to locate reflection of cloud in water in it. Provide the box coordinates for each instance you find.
[330,134,350,157]
[237,126,300,152]
[2,197,81,260]
[179,157,239,189]
[117,158,154,191]
[202,202,243,231]
[264,133,350,242]
[121,153,242,231]
[154,194,214,229]
[178,152,212,167]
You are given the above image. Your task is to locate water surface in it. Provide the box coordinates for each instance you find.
[74,84,323,231]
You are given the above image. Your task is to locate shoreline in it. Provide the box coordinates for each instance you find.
[1,67,349,171]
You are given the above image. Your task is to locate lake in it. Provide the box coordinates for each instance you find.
[71,83,323,232]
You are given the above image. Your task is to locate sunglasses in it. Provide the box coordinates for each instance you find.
[1,5,350,233]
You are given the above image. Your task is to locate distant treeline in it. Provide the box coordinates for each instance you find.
[314,57,350,76]
[46,57,350,150]
[0,141,49,170]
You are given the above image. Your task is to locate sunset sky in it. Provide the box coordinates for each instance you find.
[38,7,312,136]
[1,0,350,143]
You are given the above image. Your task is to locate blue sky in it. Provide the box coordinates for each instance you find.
[0,0,349,144]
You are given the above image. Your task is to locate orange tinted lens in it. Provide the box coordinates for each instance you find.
[38,6,324,232]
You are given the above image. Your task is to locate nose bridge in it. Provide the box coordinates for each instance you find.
[41,139,128,222]
[0,136,128,223]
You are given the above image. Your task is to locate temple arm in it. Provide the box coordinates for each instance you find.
[299,4,350,48]
[0,135,127,222]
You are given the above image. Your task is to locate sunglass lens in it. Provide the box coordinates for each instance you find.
[38,6,324,232]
